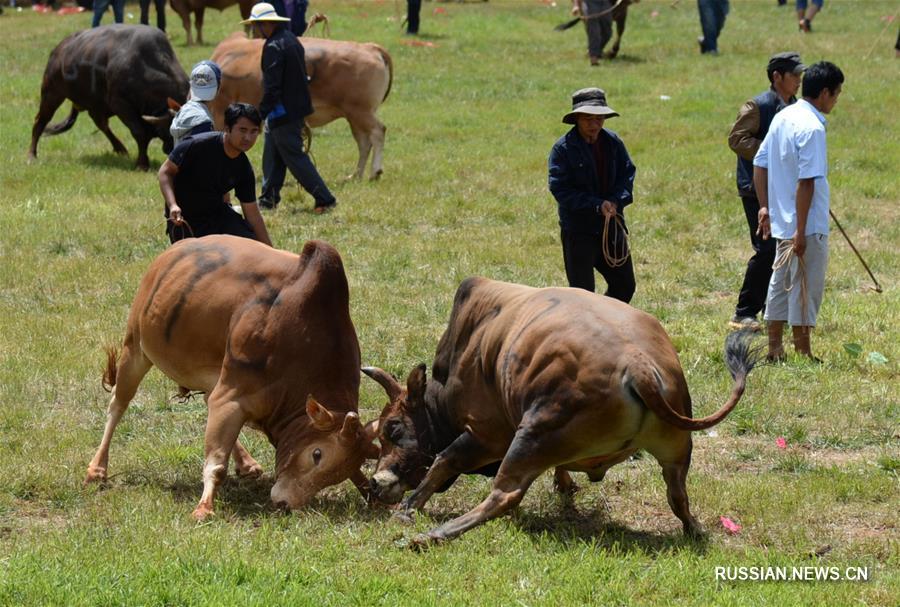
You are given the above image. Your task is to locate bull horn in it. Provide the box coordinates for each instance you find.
[306,395,335,430]
[361,366,402,402]
[340,411,361,439]
[167,97,182,112]
[141,113,173,125]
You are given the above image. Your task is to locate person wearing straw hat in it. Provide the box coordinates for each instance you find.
[242,2,337,213]
[548,87,636,302]
[754,61,843,361]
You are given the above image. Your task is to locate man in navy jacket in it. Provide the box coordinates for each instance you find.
[243,2,336,213]
[549,88,636,302]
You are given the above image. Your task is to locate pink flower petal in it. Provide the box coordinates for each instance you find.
[720,516,742,534]
[776,437,787,449]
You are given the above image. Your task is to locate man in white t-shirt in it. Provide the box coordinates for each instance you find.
[753,61,844,361]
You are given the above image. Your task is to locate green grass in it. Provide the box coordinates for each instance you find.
[1,0,898,604]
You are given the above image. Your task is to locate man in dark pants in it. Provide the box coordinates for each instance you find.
[697,0,728,55]
[406,0,422,35]
[548,88,636,302]
[159,103,272,246]
[242,2,337,213]
[727,52,805,330]
[139,0,166,31]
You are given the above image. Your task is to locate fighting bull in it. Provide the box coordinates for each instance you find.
[210,33,393,180]
[85,236,377,519]
[363,277,760,547]
[28,25,188,170]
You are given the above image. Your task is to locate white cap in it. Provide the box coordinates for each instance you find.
[189,60,221,102]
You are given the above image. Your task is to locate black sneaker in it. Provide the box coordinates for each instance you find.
[314,200,337,214]
[258,198,278,210]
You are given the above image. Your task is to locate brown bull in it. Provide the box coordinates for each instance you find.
[210,33,393,180]
[85,236,377,519]
[169,0,254,46]
[363,277,760,547]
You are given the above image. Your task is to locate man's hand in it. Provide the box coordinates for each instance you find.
[571,1,581,16]
[792,231,806,257]
[600,200,617,219]
[169,205,183,226]
[756,207,771,240]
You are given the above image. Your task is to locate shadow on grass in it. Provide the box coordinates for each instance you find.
[80,153,161,172]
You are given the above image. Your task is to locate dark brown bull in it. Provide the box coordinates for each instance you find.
[363,277,759,547]
[558,0,636,59]
[169,0,255,46]
[85,236,377,519]
[28,25,188,170]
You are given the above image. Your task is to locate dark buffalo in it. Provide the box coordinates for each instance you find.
[29,25,188,170]
[363,278,760,547]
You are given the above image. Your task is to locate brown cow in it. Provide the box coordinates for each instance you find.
[28,25,188,170]
[363,278,760,547]
[169,0,254,46]
[85,236,377,519]
[210,33,393,180]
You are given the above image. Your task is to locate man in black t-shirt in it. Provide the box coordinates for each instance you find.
[158,103,273,246]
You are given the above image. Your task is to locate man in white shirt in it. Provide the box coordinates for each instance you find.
[753,61,844,361]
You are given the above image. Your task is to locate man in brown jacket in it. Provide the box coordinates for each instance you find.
[727,52,805,330]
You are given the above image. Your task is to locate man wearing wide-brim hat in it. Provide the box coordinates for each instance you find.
[243,2,337,213]
[548,87,637,302]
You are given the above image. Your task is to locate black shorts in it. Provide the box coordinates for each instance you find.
[167,207,255,244]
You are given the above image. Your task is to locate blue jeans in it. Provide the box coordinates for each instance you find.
[92,0,124,27]
[261,120,335,208]
[698,0,729,53]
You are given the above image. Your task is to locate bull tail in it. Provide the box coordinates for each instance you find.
[44,106,80,136]
[102,345,120,392]
[626,330,762,431]
[377,45,393,103]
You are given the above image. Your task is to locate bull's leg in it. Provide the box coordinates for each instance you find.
[193,392,247,520]
[195,8,205,46]
[409,427,561,549]
[179,10,193,46]
[348,120,373,181]
[231,437,263,478]
[553,468,579,496]
[28,87,68,160]
[87,109,129,156]
[647,436,702,537]
[368,120,386,180]
[85,344,153,484]
[114,110,153,170]
[606,11,626,59]
[396,431,504,521]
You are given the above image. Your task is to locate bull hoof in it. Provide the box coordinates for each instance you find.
[684,522,705,539]
[391,509,415,525]
[192,505,216,521]
[369,170,383,181]
[135,162,150,172]
[26,152,37,163]
[84,466,107,484]
[235,463,263,479]
[408,531,445,551]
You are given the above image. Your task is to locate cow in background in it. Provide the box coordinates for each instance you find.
[28,25,188,170]
[210,33,393,180]
[169,0,255,46]
[363,278,760,547]
[85,236,378,519]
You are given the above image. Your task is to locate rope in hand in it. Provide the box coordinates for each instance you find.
[577,0,626,23]
[601,212,630,268]
[772,238,810,329]
[166,216,195,240]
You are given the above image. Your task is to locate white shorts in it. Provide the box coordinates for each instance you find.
[763,234,829,327]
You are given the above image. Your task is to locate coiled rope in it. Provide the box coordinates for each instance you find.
[602,213,630,268]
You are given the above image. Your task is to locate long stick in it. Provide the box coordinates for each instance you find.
[830,209,883,293]
[555,0,625,31]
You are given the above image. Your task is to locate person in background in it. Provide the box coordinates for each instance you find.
[549,88,637,302]
[697,0,728,55]
[140,0,166,32]
[406,0,421,35]
[571,0,614,66]
[92,0,124,27]
[796,0,823,33]
[159,103,273,247]
[272,0,309,36]
[754,61,844,361]
[242,2,337,213]
[170,61,222,146]
[727,52,805,331]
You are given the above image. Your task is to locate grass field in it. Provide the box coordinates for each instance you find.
[1,0,898,604]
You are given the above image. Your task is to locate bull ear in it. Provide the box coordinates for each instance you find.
[406,363,427,408]
[306,395,334,430]
[362,418,381,459]
[361,366,402,403]
[340,411,361,439]
[167,97,182,112]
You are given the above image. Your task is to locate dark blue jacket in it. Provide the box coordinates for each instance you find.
[548,127,636,235]
[735,88,792,194]
[259,26,313,127]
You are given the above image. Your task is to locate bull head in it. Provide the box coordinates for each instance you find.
[269,395,377,511]
[141,100,179,154]
[362,364,433,504]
